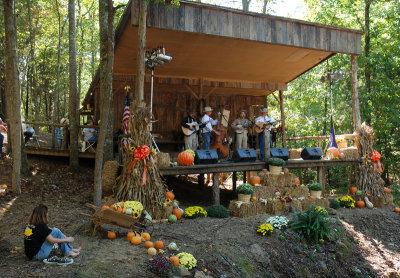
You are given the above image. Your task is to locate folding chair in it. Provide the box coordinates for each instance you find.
[82,140,96,152]
[54,128,63,149]
[31,134,40,147]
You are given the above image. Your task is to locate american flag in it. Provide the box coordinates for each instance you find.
[122,94,130,134]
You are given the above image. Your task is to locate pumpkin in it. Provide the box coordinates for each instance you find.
[147,247,157,255]
[249,175,261,186]
[141,232,151,241]
[145,241,154,249]
[166,191,175,201]
[384,187,391,194]
[349,187,358,195]
[251,196,257,201]
[356,200,365,208]
[172,208,182,220]
[394,207,400,213]
[169,256,180,266]
[356,190,363,196]
[309,195,314,200]
[117,208,123,213]
[326,147,339,159]
[127,232,135,242]
[168,214,177,223]
[101,205,109,210]
[295,178,300,185]
[154,241,164,250]
[131,235,142,245]
[107,231,116,239]
[262,169,270,174]
[177,151,194,166]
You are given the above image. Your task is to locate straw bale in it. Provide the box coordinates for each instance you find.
[102,161,120,196]
[155,152,170,167]
[340,147,359,160]
[253,185,309,199]
[368,195,393,208]
[265,199,287,215]
[287,199,302,212]
[253,186,275,198]
[301,198,329,211]
[228,200,267,218]
[149,204,173,220]
[289,148,302,159]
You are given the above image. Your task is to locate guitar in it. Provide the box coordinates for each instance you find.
[254,121,273,133]
[181,122,201,136]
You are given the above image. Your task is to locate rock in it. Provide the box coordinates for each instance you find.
[328,208,337,215]
[194,271,213,278]
[352,267,362,274]
[318,261,329,274]
[249,243,271,265]
[175,266,191,277]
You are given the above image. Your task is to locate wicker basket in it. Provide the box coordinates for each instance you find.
[269,165,282,175]
[338,141,348,149]
[238,194,251,203]
[310,190,322,199]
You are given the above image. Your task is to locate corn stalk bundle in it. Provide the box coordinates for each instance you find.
[116,106,167,214]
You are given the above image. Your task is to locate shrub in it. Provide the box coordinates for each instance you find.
[207,205,229,218]
[267,157,286,167]
[290,206,331,242]
[308,183,323,191]
[329,199,340,209]
[147,255,174,277]
[236,183,254,195]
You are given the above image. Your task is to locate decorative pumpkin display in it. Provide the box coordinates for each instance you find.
[131,235,142,245]
[364,197,374,209]
[384,187,391,194]
[155,241,164,250]
[349,187,358,195]
[141,232,151,241]
[249,175,261,186]
[326,147,340,159]
[147,247,157,255]
[101,205,109,210]
[169,256,180,266]
[295,178,301,185]
[177,151,194,166]
[145,241,154,249]
[356,200,365,208]
[127,232,135,242]
[356,190,363,196]
[168,214,178,223]
[172,208,182,220]
[166,191,175,201]
[107,231,116,239]
[394,207,400,213]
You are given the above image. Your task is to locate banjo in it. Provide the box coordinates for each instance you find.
[234,120,253,134]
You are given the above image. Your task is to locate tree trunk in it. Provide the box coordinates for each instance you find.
[242,0,250,12]
[134,0,147,108]
[364,0,373,124]
[262,0,269,13]
[68,0,79,170]
[4,0,22,194]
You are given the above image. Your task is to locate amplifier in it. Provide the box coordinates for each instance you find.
[301,147,323,160]
[270,148,289,161]
[194,149,219,165]
[232,148,257,162]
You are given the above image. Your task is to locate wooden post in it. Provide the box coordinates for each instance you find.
[279,90,287,148]
[212,173,220,205]
[351,55,361,132]
[317,166,326,195]
[232,171,237,191]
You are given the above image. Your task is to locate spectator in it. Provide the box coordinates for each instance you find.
[24,125,35,144]
[82,118,98,142]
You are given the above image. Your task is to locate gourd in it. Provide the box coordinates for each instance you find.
[295,178,301,185]
[394,207,400,213]
[249,175,261,186]
[349,187,358,195]
[155,241,164,249]
[168,242,179,251]
[141,232,151,241]
[364,197,374,209]
[356,190,363,196]
[166,191,175,201]
[168,214,177,223]
[177,151,194,166]
[145,241,154,249]
[169,256,180,266]
[127,232,135,242]
[384,187,391,194]
[356,200,365,208]
[107,231,116,239]
[131,234,142,245]
[147,247,157,255]
[172,208,182,220]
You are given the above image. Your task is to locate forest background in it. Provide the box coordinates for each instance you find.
[0,0,398,190]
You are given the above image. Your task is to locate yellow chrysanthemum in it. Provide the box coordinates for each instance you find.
[25,227,33,237]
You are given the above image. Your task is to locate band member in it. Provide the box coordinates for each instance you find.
[231,109,253,149]
[181,110,203,151]
[255,108,276,160]
[201,106,219,150]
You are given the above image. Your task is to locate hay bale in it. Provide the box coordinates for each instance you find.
[301,198,329,211]
[369,195,393,207]
[228,200,266,218]
[253,186,275,199]
[265,199,287,215]
[289,148,302,159]
[102,161,120,196]
[287,199,302,212]
[341,147,359,160]
[290,186,310,198]
[155,152,170,167]
[149,204,173,220]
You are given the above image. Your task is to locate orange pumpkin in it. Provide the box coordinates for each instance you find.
[107,231,116,239]
[169,256,180,266]
[249,175,261,186]
[172,208,182,220]
[327,147,340,159]
[356,200,365,208]
[262,169,270,174]
[295,178,300,185]
[251,196,257,201]
[309,196,314,200]
[127,232,135,242]
[141,232,151,241]
[177,151,194,166]
[394,207,400,213]
[384,187,391,194]
[117,208,123,213]
[131,235,142,245]
[145,241,154,249]
[349,187,358,195]
[166,191,175,201]
[154,241,164,250]
[101,205,109,210]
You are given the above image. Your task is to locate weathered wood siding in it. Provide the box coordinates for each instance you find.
[131,0,362,55]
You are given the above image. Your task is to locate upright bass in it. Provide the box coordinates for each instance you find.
[210,112,229,159]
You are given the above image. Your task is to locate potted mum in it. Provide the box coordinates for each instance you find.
[308,183,323,198]
[267,158,286,175]
[236,183,254,203]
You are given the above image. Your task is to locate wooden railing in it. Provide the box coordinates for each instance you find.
[286,133,357,149]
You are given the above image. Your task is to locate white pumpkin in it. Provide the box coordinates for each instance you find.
[147,247,157,255]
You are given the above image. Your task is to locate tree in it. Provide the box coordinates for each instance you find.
[3,0,22,194]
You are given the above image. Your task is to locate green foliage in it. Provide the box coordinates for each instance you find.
[389,182,400,206]
[267,157,285,167]
[307,183,322,191]
[290,206,332,242]
[329,199,340,209]
[207,205,229,218]
[236,183,254,195]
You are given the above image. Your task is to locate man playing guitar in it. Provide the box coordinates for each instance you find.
[231,109,253,149]
[255,108,276,160]
[201,106,219,150]
[181,110,204,151]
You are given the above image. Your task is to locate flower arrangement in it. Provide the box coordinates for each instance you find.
[265,216,289,229]
[313,206,328,215]
[308,183,323,191]
[176,252,197,270]
[123,201,144,219]
[337,195,355,208]
[267,157,286,166]
[183,149,196,157]
[184,206,207,219]
[236,183,254,195]
[147,255,174,277]
[256,223,274,236]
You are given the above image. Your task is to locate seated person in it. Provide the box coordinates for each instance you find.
[24,125,35,144]
[82,119,98,143]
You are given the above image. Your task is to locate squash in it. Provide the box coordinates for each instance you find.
[141,232,151,241]
[131,234,142,245]
[295,178,301,185]
[169,256,180,266]
[147,247,157,255]
[107,231,116,239]
[101,205,109,210]
[364,197,374,209]
[145,241,154,249]
[309,195,314,200]
[326,147,340,159]
[384,187,391,194]
[394,207,400,213]
[349,187,358,195]
[356,200,365,208]
[168,214,177,223]
[127,232,135,242]
[166,191,175,201]
[251,196,257,201]
[172,208,182,220]
[177,151,194,166]
[155,241,164,250]
[249,175,261,186]
[356,190,363,196]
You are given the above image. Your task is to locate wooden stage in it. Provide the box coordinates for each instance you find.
[159,158,361,205]
[25,147,96,159]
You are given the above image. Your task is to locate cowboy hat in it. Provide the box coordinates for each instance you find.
[204,106,213,112]
[60,118,67,124]
[261,108,268,113]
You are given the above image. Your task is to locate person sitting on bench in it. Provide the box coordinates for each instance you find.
[82,119,98,144]
[24,125,35,144]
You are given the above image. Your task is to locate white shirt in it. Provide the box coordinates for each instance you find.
[26,126,34,134]
[201,114,218,133]
[255,115,275,131]
[83,127,97,141]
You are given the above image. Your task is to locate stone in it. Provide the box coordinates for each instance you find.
[249,243,271,265]
[175,266,191,277]
[318,261,329,274]
[194,271,213,278]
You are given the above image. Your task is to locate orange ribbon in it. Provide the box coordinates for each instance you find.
[127,145,151,185]
[371,150,383,173]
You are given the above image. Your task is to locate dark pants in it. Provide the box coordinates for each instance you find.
[0,133,3,152]
[24,132,33,143]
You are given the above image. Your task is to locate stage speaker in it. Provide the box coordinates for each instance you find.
[270,148,289,161]
[232,148,257,162]
[301,147,323,160]
[195,149,219,165]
